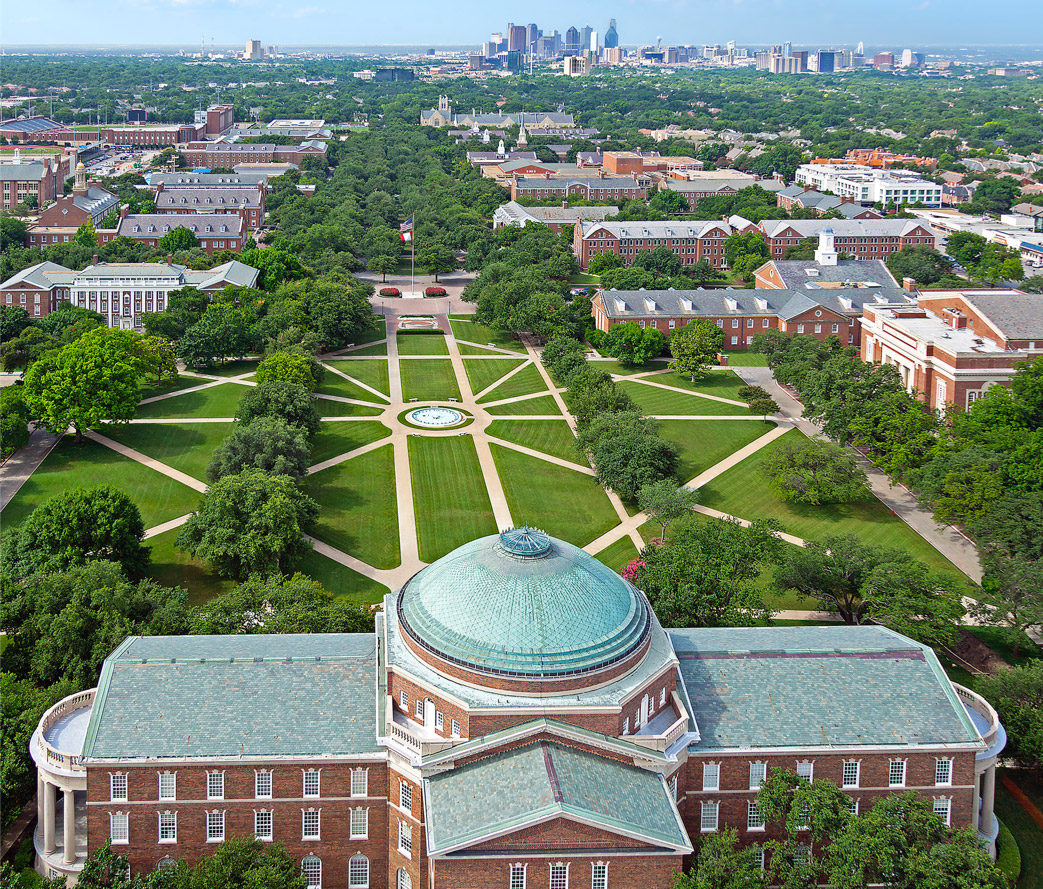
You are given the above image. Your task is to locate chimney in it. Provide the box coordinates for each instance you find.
[902,276,917,293]
[91,254,99,266]
[167,253,174,266]
[561,200,569,209]
[120,205,129,219]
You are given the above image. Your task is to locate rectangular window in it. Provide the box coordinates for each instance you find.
[398,821,412,855]
[763,319,770,327]
[749,763,766,790]
[110,812,129,844]
[747,319,754,328]
[753,849,765,871]
[350,807,368,839]
[731,319,739,328]
[889,760,907,788]
[436,711,444,730]
[703,763,720,792]
[255,810,273,841]
[207,772,224,800]
[796,762,814,782]
[700,801,719,832]
[842,761,860,788]
[159,812,177,843]
[207,811,225,842]
[623,717,630,735]
[416,699,423,718]
[591,864,607,889]
[670,775,679,801]
[400,780,413,811]
[935,759,953,786]
[797,324,805,334]
[846,797,859,815]
[351,769,368,797]
[400,691,408,709]
[832,323,840,333]
[255,770,272,799]
[110,773,128,802]
[158,773,176,801]
[933,797,951,826]
[303,810,321,840]
[451,720,461,737]
[303,770,320,798]
[747,800,765,831]
[550,864,569,889]
[511,864,527,889]
[731,336,738,345]
[794,845,812,866]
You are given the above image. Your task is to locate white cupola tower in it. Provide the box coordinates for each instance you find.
[815,226,838,266]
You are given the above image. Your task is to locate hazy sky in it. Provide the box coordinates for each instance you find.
[7,0,1043,48]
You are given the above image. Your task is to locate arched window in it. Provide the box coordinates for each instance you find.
[349,854,369,889]
[156,857,177,872]
[396,869,411,889]
[302,854,322,888]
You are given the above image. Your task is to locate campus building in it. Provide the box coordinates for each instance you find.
[32,528,1004,885]
[573,220,732,271]
[794,163,943,208]
[153,185,265,229]
[757,218,938,261]
[112,213,246,255]
[26,163,120,247]
[492,201,620,233]
[511,176,646,203]
[180,141,327,169]
[420,98,575,129]
[0,149,75,211]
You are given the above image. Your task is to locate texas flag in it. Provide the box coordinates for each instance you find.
[399,217,413,242]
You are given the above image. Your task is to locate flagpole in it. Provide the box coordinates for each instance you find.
[411,213,415,297]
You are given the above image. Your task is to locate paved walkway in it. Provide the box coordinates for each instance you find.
[0,427,63,511]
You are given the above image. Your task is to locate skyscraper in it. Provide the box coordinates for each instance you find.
[507,24,527,53]
[604,19,618,49]
[565,26,579,53]
[527,23,538,50]
[580,25,593,54]
[590,30,599,52]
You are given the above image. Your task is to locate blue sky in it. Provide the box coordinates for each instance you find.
[7,0,1042,48]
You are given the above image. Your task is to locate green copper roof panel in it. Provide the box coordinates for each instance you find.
[424,741,690,854]
[671,626,980,750]
[398,529,650,676]
[82,634,379,759]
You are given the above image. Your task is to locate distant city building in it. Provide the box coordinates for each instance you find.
[873,52,895,69]
[244,39,263,60]
[420,99,574,129]
[900,48,924,68]
[565,26,580,53]
[563,55,590,76]
[604,19,618,49]
[580,24,593,53]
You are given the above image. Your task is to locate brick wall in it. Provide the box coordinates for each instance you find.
[432,852,683,889]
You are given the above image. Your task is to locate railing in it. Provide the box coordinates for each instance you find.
[952,682,999,749]
[35,689,96,773]
[628,692,692,753]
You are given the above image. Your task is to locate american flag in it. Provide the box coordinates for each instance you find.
[399,217,413,232]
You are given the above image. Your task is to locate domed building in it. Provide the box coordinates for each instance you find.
[32,530,1004,887]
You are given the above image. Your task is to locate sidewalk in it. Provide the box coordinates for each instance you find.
[0,427,62,511]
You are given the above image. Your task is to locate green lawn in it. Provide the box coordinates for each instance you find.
[721,351,769,367]
[314,399,384,418]
[656,419,775,482]
[136,383,246,420]
[310,421,391,466]
[326,359,390,396]
[463,358,526,396]
[617,380,753,416]
[316,373,385,403]
[296,549,390,606]
[653,370,750,403]
[341,341,388,357]
[397,332,449,356]
[139,377,196,401]
[408,436,497,562]
[477,364,549,403]
[487,420,584,465]
[601,362,671,377]
[355,318,387,345]
[199,359,260,378]
[570,272,601,285]
[492,444,619,547]
[304,445,400,569]
[449,319,525,352]
[965,627,1043,668]
[145,527,235,606]
[100,422,236,482]
[1,437,202,530]
[699,429,969,578]
[593,536,640,573]
[458,343,507,356]
[484,394,562,416]
[400,360,461,402]
[997,773,1043,889]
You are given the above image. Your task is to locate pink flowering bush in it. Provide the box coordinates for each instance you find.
[621,558,645,582]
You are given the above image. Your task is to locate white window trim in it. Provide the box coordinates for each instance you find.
[110,773,128,802]
[302,808,321,841]
[158,772,176,801]
[796,761,814,782]
[933,796,952,826]
[700,800,719,833]
[889,759,907,788]
[158,811,177,844]
[399,779,413,812]
[935,758,953,787]
[350,807,369,840]
[702,762,720,792]
[254,809,273,842]
[591,862,608,889]
[842,760,860,789]
[207,771,225,801]
[110,811,129,844]
[303,768,321,799]
[206,810,225,843]
[350,768,368,798]
[255,769,273,799]
[398,820,413,857]
[550,863,570,889]
[349,854,370,889]
[747,800,765,832]
[510,863,528,889]
[749,762,766,790]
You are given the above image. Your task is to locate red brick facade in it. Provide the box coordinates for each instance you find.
[760,223,936,261]
[574,224,729,272]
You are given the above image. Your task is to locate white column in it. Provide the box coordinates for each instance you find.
[43,781,56,854]
[980,765,997,834]
[37,774,45,839]
[62,789,76,864]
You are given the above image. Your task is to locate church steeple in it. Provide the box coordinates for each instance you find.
[516,112,528,149]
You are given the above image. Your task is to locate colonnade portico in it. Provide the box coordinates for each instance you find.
[953,683,1007,857]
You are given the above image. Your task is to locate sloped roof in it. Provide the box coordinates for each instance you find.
[515,177,641,190]
[578,220,729,240]
[117,214,243,237]
[760,218,936,239]
[0,260,73,290]
[73,186,119,218]
[767,258,900,290]
[186,260,261,290]
[424,741,691,854]
[156,187,261,209]
[961,292,1043,339]
[495,201,619,225]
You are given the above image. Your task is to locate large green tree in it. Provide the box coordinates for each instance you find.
[416,244,457,281]
[761,437,870,505]
[976,662,1043,769]
[206,417,312,483]
[236,380,322,437]
[602,321,664,367]
[669,319,725,381]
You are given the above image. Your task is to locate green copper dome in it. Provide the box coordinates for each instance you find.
[397,529,651,678]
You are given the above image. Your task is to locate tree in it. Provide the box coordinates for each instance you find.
[0,385,31,459]
[947,231,988,267]
[136,335,178,382]
[0,485,150,580]
[774,534,965,644]
[967,177,1022,215]
[0,325,60,372]
[416,244,456,281]
[236,381,322,438]
[602,321,664,367]
[639,480,700,540]
[0,305,31,342]
[206,417,312,483]
[157,226,199,252]
[587,251,624,275]
[632,245,683,278]
[669,319,725,381]
[176,469,319,579]
[672,829,767,889]
[255,351,319,391]
[368,253,399,282]
[541,335,588,384]
[723,231,770,272]
[240,248,307,290]
[73,219,97,248]
[976,662,1043,768]
[761,437,870,505]
[562,368,634,427]
[589,424,680,501]
[141,286,209,341]
[886,245,954,285]
[974,550,1043,659]
[23,328,145,442]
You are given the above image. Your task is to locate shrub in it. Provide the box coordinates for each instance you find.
[425,286,447,297]
[995,818,1021,883]
[379,287,401,297]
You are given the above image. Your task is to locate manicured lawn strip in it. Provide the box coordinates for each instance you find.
[139,377,195,401]
[316,373,385,403]
[409,436,497,562]
[397,332,449,356]
[304,445,400,569]
[721,351,768,367]
[310,421,391,466]
[617,380,753,416]
[200,359,260,378]
[996,773,1043,889]
[145,527,235,607]
[491,444,619,547]
[477,364,549,403]
[449,319,525,352]
[326,359,390,396]
[594,537,640,573]
[0,437,202,530]
[596,361,671,377]
[699,429,969,579]
[656,419,775,482]
[100,422,236,482]
[487,420,585,465]
[463,358,526,396]
[296,549,390,606]
[314,399,384,417]
[654,370,750,402]
[400,360,461,402]
[458,343,506,356]
[340,341,388,357]
[136,383,245,420]
[484,394,562,416]
[355,318,387,345]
